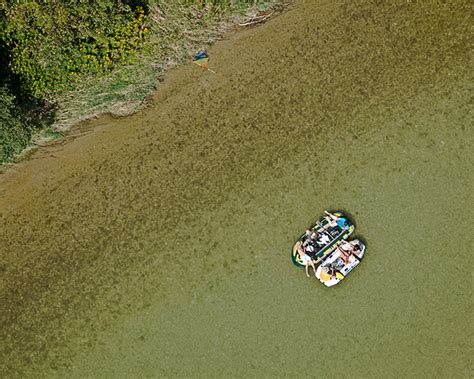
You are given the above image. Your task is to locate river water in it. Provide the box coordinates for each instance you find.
[0,1,472,377]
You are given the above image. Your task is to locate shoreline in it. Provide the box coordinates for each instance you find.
[1,1,289,170]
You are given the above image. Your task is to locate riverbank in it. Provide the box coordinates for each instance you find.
[52,1,287,131]
[1,1,286,166]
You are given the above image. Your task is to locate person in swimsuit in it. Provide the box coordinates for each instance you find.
[320,266,337,281]
[297,242,320,278]
[324,210,349,229]
[305,228,331,247]
[315,232,331,246]
[302,229,319,252]
[305,229,318,240]
[336,240,361,263]
[303,242,315,254]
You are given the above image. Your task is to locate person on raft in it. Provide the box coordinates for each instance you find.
[301,232,315,254]
[297,242,321,278]
[336,240,361,263]
[322,266,337,280]
[305,229,331,247]
[305,229,318,239]
[324,210,349,229]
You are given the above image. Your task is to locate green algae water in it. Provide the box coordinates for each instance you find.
[1,1,472,377]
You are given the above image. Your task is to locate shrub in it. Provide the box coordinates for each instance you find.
[0,85,31,163]
[0,1,149,99]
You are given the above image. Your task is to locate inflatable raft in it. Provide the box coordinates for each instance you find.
[291,211,354,268]
[315,239,365,287]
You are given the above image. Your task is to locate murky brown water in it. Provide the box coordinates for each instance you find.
[1,1,472,377]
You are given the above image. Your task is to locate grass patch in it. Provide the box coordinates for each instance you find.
[52,1,287,130]
[42,127,64,139]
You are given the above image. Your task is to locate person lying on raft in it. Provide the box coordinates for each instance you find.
[297,242,322,278]
[336,240,361,263]
[302,233,315,254]
[305,229,331,247]
[316,231,331,246]
[322,266,337,280]
[323,210,349,229]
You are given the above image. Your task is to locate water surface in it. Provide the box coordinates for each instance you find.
[0,0,472,377]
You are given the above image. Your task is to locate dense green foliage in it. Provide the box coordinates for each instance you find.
[0,85,31,162]
[0,0,150,163]
[0,1,148,99]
